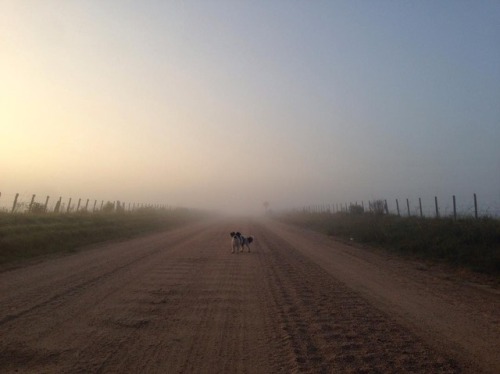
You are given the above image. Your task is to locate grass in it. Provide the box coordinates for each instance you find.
[0,208,207,266]
[277,211,500,274]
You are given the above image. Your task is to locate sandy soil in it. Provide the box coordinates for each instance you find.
[0,218,498,373]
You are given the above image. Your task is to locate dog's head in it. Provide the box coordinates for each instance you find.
[230,232,241,238]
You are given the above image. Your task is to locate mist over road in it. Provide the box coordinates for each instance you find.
[0,219,497,373]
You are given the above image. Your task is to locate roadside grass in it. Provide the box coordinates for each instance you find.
[277,211,500,274]
[0,208,206,265]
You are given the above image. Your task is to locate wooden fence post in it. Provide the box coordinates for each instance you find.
[384,200,389,215]
[396,199,400,216]
[453,195,457,220]
[55,197,62,213]
[76,198,81,212]
[11,193,19,213]
[474,193,478,219]
[435,196,439,218]
[67,198,72,213]
[100,200,104,211]
[44,195,50,213]
[29,194,36,213]
[93,200,97,212]
[85,199,89,211]
[419,198,423,218]
[406,198,410,217]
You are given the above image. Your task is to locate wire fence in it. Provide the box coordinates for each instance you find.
[0,191,171,214]
[293,193,500,219]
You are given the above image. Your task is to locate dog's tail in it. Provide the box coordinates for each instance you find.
[247,236,253,244]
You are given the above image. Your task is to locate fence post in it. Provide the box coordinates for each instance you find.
[67,198,72,213]
[93,200,97,212]
[419,198,423,218]
[29,194,36,213]
[11,193,19,213]
[54,197,62,213]
[76,198,81,212]
[406,198,410,217]
[85,199,89,211]
[44,195,50,213]
[474,193,478,219]
[435,196,439,218]
[396,199,400,216]
[453,195,457,220]
[100,200,104,211]
[384,200,389,215]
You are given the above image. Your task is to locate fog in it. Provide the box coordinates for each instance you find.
[1,1,499,215]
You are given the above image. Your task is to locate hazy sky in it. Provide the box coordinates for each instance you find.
[1,1,499,214]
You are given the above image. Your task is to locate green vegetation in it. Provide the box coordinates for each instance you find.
[0,208,206,266]
[278,210,500,274]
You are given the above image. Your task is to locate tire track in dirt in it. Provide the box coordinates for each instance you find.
[0,221,220,373]
[0,221,212,328]
[254,224,464,373]
[80,223,290,374]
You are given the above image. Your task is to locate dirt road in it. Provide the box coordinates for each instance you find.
[1,219,498,373]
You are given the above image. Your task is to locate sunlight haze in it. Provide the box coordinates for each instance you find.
[1,1,499,214]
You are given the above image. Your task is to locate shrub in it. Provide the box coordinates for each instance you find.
[369,200,386,215]
[349,204,364,215]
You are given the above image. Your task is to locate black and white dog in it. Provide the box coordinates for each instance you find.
[230,232,254,253]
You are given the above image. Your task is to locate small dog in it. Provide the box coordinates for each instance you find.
[230,232,254,253]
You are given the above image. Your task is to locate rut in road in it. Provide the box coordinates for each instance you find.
[254,226,462,373]
[0,220,468,373]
